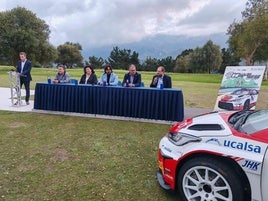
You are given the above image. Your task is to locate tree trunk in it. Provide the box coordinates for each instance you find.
[264,61,268,80]
[245,56,253,66]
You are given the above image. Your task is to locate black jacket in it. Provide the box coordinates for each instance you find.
[16,59,32,82]
[79,73,98,84]
[122,72,141,87]
[150,74,172,88]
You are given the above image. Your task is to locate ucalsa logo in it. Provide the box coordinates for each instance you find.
[223,140,261,153]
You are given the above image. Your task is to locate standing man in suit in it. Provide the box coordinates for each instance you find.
[16,52,32,105]
[122,64,142,87]
[150,66,172,88]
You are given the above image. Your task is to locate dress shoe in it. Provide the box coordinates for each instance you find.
[26,102,30,105]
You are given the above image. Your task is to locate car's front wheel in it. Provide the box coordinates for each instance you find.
[177,156,244,201]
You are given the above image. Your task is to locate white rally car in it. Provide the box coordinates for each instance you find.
[218,88,259,110]
[157,109,268,201]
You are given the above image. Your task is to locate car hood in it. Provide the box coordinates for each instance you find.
[174,112,233,138]
[221,95,233,101]
[221,94,245,102]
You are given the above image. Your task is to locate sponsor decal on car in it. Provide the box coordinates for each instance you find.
[242,160,261,171]
[162,145,172,153]
[223,140,261,153]
[206,138,221,146]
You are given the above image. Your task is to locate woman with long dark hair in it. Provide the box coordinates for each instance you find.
[98,63,118,86]
[79,65,98,85]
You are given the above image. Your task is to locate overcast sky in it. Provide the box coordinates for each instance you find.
[1,0,247,48]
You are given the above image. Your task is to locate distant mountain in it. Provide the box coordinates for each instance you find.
[82,33,229,60]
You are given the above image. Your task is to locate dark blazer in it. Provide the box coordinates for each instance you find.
[79,73,98,85]
[122,72,141,87]
[150,74,172,88]
[16,59,32,82]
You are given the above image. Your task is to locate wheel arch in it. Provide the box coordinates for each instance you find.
[175,152,251,201]
[244,98,250,109]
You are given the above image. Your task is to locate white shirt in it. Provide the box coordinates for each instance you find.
[157,77,163,88]
[21,60,26,73]
[85,75,90,84]
[130,75,134,83]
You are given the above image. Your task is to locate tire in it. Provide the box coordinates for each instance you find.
[177,156,244,201]
[244,99,250,110]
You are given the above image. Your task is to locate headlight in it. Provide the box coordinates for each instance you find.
[168,132,201,146]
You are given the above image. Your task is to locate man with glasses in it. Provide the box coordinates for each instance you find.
[150,66,172,88]
[122,64,141,87]
[52,64,70,83]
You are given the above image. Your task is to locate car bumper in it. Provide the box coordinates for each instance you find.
[218,101,234,110]
[156,169,171,190]
[157,146,178,190]
[218,101,245,110]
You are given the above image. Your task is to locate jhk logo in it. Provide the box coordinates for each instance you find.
[242,160,260,171]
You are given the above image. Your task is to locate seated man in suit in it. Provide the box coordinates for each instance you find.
[150,66,172,88]
[122,64,141,87]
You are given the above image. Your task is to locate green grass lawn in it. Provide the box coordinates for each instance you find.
[0,65,267,200]
[0,111,175,200]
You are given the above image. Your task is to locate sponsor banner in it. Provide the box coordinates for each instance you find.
[214,66,266,111]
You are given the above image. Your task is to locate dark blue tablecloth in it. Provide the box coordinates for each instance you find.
[34,83,184,121]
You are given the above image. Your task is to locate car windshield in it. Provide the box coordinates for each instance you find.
[229,110,268,134]
[232,89,248,95]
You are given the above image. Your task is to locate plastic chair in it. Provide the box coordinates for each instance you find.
[70,79,78,84]
[117,81,122,86]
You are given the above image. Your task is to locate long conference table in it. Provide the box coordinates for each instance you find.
[34,83,184,122]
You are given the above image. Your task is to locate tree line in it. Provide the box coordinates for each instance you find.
[0,0,267,73]
[87,42,238,74]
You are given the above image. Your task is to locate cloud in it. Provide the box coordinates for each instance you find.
[1,0,247,48]
[178,1,246,36]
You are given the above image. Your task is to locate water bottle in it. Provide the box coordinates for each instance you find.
[47,76,51,84]
[126,79,129,87]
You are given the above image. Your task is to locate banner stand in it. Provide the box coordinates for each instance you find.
[9,71,22,106]
[214,66,266,111]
